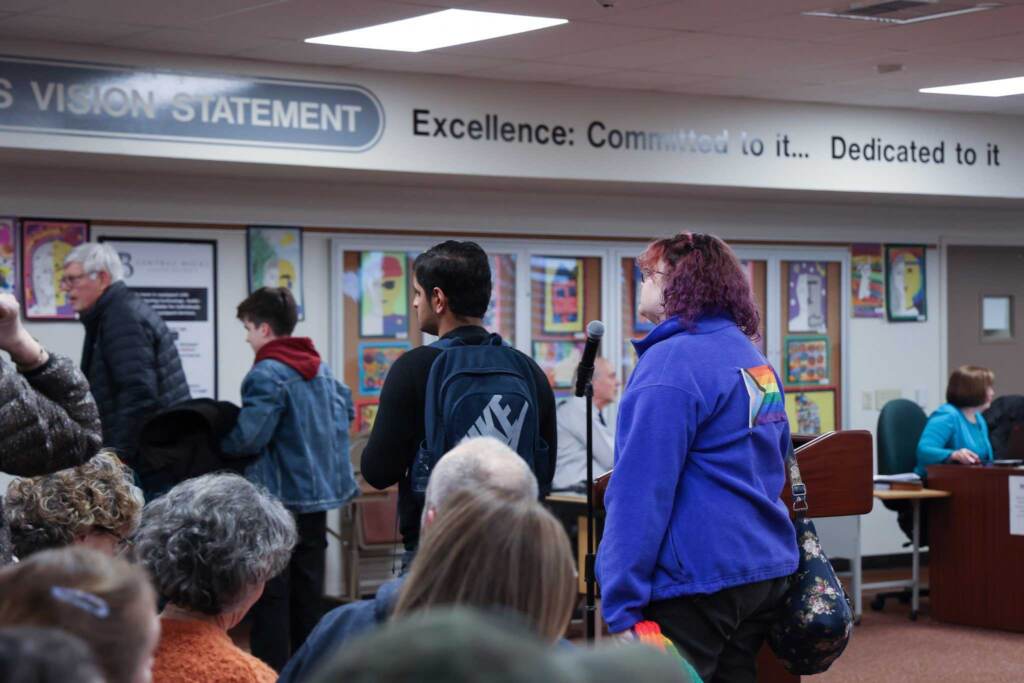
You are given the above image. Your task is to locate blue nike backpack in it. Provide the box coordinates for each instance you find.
[410,333,548,497]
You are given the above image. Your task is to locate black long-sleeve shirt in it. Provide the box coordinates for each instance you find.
[361,326,557,551]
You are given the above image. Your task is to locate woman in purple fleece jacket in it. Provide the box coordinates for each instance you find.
[596,233,798,683]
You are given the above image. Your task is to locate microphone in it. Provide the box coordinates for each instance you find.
[574,320,605,397]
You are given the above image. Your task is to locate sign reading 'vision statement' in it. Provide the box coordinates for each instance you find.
[0,56,384,151]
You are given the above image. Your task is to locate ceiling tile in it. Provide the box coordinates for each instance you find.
[0,12,151,42]
[348,51,512,76]
[719,11,889,42]
[232,40,369,67]
[821,5,1024,53]
[567,69,706,92]
[580,0,829,32]
[197,0,431,41]
[461,0,673,22]
[106,27,272,56]
[464,60,613,82]
[436,20,676,60]
[914,31,1024,62]
[38,0,288,27]
[0,0,66,11]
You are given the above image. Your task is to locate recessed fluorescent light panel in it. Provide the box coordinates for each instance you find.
[305,9,568,52]
[920,76,1024,97]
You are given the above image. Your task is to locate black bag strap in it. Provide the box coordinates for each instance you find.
[785,441,809,520]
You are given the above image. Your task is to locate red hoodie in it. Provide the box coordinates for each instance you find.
[255,337,321,380]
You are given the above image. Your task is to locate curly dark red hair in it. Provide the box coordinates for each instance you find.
[637,232,761,340]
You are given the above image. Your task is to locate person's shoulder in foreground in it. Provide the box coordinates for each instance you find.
[305,607,697,683]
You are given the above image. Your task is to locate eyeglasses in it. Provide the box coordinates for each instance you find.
[638,267,667,283]
[98,527,135,552]
[59,273,91,287]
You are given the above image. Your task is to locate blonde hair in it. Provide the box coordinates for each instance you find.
[5,451,143,558]
[394,490,576,643]
[0,547,156,683]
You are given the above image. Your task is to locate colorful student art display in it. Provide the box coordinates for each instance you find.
[358,342,409,395]
[0,218,17,296]
[785,335,830,386]
[633,263,655,334]
[885,245,927,322]
[247,226,303,319]
[785,389,836,436]
[787,261,828,333]
[850,244,884,318]
[21,219,89,320]
[532,340,584,391]
[541,257,584,334]
[355,400,379,433]
[359,251,408,338]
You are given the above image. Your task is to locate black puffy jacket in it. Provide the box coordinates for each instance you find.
[79,281,191,465]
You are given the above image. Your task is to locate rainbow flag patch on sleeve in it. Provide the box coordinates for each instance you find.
[741,365,787,427]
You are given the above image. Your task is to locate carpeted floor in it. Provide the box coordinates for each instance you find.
[818,591,1024,682]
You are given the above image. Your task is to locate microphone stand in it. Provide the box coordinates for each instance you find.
[584,380,597,643]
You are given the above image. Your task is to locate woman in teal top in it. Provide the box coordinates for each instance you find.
[915,365,995,478]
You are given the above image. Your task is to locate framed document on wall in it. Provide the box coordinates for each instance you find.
[100,237,218,399]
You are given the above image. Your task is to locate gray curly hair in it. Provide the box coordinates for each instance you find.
[5,451,143,559]
[131,473,296,615]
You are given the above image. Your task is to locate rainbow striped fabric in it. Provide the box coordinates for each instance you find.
[741,365,787,427]
[633,621,703,682]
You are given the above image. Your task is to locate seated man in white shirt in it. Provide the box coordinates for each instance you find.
[552,357,619,492]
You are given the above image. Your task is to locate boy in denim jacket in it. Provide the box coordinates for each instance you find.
[222,287,357,671]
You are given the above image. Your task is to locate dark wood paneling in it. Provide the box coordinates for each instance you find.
[927,464,1024,632]
[782,430,874,518]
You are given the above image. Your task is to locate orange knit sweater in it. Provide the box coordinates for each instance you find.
[152,617,277,683]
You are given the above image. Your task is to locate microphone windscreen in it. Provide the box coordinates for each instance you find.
[587,320,605,339]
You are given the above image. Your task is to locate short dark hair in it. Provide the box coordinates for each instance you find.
[236,287,298,336]
[946,365,995,408]
[413,241,491,318]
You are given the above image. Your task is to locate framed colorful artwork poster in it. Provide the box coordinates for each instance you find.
[784,335,830,386]
[532,340,584,393]
[247,226,304,320]
[0,218,17,297]
[787,261,827,333]
[21,219,89,320]
[483,253,516,342]
[886,245,927,322]
[541,257,584,334]
[851,244,884,318]
[359,251,409,338]
[358,342,409,396]
[354,399,379,433]
[785,389,836,436]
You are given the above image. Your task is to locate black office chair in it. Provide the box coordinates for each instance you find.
[872,399,929,613]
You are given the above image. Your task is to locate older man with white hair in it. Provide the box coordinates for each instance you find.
[61,243,190,496]
[278,436,539,683]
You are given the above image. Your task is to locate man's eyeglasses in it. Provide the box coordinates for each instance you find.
[59,273,91,287]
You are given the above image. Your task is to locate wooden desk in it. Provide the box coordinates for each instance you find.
[863,488,951,620]
[927,464,1024,632]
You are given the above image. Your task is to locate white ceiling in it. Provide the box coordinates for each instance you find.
[1,0,1023,114]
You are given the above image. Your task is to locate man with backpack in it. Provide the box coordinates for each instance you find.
[361,241,557,568]
[220,287,358,671]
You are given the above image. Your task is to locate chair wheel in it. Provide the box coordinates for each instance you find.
[870,596,885,611]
